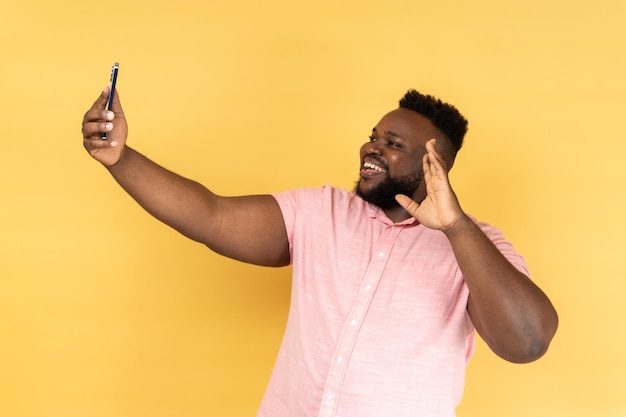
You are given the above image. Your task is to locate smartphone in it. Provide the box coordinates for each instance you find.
[101,62,119,139]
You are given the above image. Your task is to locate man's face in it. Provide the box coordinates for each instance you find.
[355,108,445,209]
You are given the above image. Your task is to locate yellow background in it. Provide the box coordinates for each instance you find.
[1,0,625,416]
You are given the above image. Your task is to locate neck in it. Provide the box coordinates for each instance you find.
[383,206,412,223]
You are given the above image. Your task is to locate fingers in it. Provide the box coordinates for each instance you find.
[395,194,419,216]
[91,86,110,112]
[82,109,114,139]
[82,121,114,147]
[423,139,448,179]
[82,86,124,124]
[82,87,123,143]
[83,87,112,122]
[81,87,127,167]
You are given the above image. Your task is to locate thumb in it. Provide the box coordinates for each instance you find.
[395,194,420,216]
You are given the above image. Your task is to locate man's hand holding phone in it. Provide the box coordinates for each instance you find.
[82,63,129,168]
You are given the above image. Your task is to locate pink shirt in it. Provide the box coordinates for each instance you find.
[257,185,529,417]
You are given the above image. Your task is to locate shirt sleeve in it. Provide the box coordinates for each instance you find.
[272,186,329,262]
[476,219,531,277]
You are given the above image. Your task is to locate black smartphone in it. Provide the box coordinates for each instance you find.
[101,62,119,140]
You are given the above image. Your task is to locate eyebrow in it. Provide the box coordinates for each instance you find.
[372,127,405,140]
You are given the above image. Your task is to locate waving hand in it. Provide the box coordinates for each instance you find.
[395,139,465,231]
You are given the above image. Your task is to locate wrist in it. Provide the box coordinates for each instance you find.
[106,145,130,171]
[442,213,475,239]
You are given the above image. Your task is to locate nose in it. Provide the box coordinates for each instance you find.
[363,139,383,156]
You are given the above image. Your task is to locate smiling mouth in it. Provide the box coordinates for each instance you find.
[362,161,387,174]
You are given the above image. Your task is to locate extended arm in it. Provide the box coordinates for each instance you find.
[82,88,290,267]
[396,139,558,363]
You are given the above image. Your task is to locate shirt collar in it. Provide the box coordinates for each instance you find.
[366,202,419,226]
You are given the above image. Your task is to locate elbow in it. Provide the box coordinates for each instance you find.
[491,335,552,364]
[500,314,559,364]
[506,338,551,364]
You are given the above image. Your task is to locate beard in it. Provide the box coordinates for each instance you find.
[355,170,423,209]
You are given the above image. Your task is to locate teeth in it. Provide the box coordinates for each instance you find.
[364,161,387,173]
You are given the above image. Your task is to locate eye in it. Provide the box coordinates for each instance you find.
[368,135,377,142]
[388,140,401,149]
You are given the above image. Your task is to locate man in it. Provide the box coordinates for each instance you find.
[82,87,558,417]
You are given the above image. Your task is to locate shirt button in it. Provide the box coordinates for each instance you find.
[365,284,372,291]
[338,356,344,363]
[350,319,357,326]
[378,251,385,258]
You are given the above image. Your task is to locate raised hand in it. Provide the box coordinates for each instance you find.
[81,86,128,167]
[395,139,466,232]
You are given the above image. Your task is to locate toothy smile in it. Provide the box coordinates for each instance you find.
[363,161,387,173]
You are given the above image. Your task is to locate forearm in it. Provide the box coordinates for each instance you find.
[82,90,289,266]
[445,215,558,363]
[107,146,220,244]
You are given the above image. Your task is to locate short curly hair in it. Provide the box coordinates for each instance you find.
[399,89,468,153]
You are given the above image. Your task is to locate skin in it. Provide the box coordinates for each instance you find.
[357,107,449,218]
[83,87,558,363]
[82,87,290,267]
